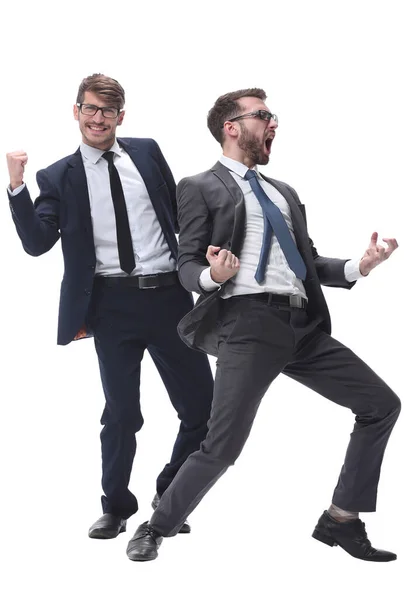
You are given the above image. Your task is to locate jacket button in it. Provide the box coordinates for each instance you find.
[84,289,91,295]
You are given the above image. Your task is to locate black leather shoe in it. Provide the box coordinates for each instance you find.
[88,514,127,539]
[127,521,163,561]
[312,510,397,562]
[151,493,191,534]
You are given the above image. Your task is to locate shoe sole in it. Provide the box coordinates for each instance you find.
[127,554,158,562]
[312,529,397,562]
[89,525,127,539]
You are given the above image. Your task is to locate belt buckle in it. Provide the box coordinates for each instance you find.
[139,275,159,289]
[289,296,302,308]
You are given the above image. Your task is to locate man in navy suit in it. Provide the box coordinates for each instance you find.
[6,73,213,542]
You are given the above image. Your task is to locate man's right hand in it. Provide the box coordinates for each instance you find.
[206,245,240,283]
[7,151,28,191]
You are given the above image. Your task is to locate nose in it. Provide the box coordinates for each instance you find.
[269,116,278,129]
[92,108,105,123]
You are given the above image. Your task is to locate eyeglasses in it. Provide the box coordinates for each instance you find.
[77,103,120,119]
[223,110,278,127]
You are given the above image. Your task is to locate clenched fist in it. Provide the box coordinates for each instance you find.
[206,245,240,284]
[6,151,28,191]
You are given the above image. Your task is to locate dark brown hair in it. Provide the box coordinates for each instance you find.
[207,88,267,145]
[76,74,125,109]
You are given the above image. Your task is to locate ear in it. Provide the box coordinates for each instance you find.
[117,110,125,127]
[222,121,239,140]
[73,104,80,121]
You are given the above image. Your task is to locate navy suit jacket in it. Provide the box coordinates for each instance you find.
[8,138,178,345]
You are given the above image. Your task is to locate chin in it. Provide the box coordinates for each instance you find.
[85,133,113,148]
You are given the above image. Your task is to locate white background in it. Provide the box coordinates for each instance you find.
[0,1,412,598]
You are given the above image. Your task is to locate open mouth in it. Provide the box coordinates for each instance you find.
[264,136,274,155]
[87,125,108,134]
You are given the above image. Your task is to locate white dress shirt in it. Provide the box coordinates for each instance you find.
[200,155,362,296]
[9,141,176,277]
[81,141,176,276]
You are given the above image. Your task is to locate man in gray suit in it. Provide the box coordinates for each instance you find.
[126,88,400,562]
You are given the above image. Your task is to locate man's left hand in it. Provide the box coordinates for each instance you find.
[359,232,398,276]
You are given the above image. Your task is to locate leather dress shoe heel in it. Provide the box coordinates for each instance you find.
[312,528,337,547]
[127,521,163,561]
[312,510,397,562]
[151,493,191,534]
[88,514,127,539]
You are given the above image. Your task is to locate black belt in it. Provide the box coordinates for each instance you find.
[95,271,179,289]
[238,293,307,309]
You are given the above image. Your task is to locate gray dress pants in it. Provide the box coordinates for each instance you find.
[150,296,401,536]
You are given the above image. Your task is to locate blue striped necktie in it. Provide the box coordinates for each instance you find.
[244,169,307,282]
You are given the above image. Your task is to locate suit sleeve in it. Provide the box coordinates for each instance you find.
[309,240,355,289]
[153,140,178,233]
[286,184,355,290]
[177,177,212,294]
[8,169,61,256]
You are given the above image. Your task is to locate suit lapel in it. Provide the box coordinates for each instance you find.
[119,138,162,192]
[210,163,313,275]
[210,162,246,257]
[118,138,165,222]
[118,138,178,260]
[67,149,94,238]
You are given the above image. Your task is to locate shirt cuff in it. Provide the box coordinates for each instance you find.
[199,267,221,291]
[344,258,364,282]
[8,183,26,196]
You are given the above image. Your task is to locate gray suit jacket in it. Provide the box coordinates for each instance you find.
[176,161,355,356]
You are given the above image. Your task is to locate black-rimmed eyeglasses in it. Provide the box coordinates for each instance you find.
[77,103,120,119]
[222,110,278,127]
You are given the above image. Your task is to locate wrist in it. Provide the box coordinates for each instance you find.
[10,180,23,191]
[359,263,370,277]
[210,267,227,284]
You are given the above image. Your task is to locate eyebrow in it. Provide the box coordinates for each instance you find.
[83,103,117,108]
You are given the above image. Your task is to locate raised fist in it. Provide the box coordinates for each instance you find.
[6,151,28,191]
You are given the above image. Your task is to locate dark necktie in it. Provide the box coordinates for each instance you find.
[102,151,136,275]
[244,169,307,282]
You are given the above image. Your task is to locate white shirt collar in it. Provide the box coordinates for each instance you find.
[219,155,260,179]
[80,139,122,165]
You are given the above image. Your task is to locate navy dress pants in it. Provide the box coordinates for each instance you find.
[88,279,214,518]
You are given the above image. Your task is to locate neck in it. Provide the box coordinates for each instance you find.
[81,138,116,152]
[222,146,255,169]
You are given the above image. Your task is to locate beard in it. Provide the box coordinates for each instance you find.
[238,123,269,165]
[80,122,116,150]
